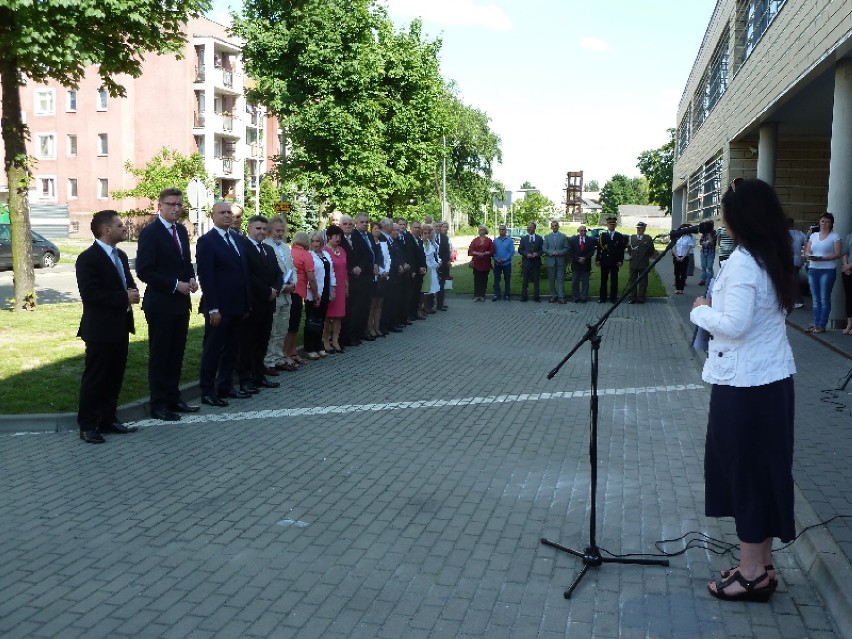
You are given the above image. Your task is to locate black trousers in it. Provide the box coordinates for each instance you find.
[200,314,241,396]
[237,304,274,383]
[599,263,620,301]
[473,269,489,298]
[521,259,540,299]
[673,256,689,291]
[78,338,128,431]
[145,311,189,410]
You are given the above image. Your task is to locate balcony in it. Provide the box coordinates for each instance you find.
[222,158,233,175]
[250,143,263,158]
[193,112,206,128]
[222,113,233,132]
[223,70,233,88]
[195,65,206,82]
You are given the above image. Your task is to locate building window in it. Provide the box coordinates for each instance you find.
[35,133,56,159]
[741,0,786,63]
[691,29,729,133]
[97,88,108,111]
[67,134,78,157]
[68,178,78,199]
[97,133,108,156]
[36,176,57,200]
[97,178,109,199]
[677,108,691,157]
[66,90,77,112]
[686,154,723,222]
[34,89,55,115]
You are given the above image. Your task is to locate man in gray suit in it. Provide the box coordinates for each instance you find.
[542,220,569,303]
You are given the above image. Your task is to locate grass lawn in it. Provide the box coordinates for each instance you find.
[0,304,306,415]
[447,255,665,298]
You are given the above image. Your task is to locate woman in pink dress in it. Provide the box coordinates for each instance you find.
[322,224,348,353]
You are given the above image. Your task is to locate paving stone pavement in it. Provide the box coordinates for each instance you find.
[1,274,850,638]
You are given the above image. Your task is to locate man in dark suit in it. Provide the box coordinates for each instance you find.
[340,213,375,345]
[237,215,282,393]
[407,220,427,319]
[76,210,140,443]
[435,221,451,310]
[136,188,199,422]
[196,202,251,407]
[595,216,627,303]
[518,222,543,302]
[379,218,405,333]
[568,225,596,303]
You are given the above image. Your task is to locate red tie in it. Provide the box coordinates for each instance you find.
[171,224,181,254]
[580,238,584,249]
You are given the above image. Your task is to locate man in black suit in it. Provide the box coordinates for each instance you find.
[518,222,543,302]
[136,188,199,422]
[75,210,140,443]
[407,220,427,319]
[237,215,282,393]
[379,218,405,333]
[568,225,596,303]
[340,213,376,345]
[435,221,451,311]
[595,216,626,303]
[196,202,251,407]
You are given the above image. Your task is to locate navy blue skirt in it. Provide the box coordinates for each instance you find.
[704,377,795,543]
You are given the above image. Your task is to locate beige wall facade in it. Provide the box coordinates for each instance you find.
[674,0,852,226]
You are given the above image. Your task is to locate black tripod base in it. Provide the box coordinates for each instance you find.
[541,538,670,599]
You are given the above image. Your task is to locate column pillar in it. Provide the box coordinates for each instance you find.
[672,186,685,228]
[756,122,778,186]
[826,59,852,329]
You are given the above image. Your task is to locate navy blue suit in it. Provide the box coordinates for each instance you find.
[136,218,195,410]
[518,233,544,300]
[76,242,136,431]
[238,239,282,383]
[196,227,250,397]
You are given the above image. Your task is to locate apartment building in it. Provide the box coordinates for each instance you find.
[0,16,279,236]
[673,0,851,326]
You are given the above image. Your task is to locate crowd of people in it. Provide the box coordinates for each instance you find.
[73,189,458,442]
[466,217,660,304]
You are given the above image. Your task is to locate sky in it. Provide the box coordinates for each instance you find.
[209,0,717,205]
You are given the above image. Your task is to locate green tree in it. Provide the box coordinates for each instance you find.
[637,128,675,213]
[0,0,209,310]
[113,147,210,216]
[234,1,446,217]
[519,180,535,190]
[599,174,648,218]
[585,179,600,192]
[512,191,556,228]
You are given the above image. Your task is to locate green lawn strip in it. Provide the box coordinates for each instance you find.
[0,304,305,415]
[448,255,665,298]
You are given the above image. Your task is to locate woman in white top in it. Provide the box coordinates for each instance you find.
[304,232,336,359]
[804,212,842,333]
[368,221,390,338]
[690,178,796,603]
[420,224,441,313]
[672,224,695,294]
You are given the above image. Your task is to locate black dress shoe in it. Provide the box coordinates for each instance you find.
[363,335,375,342]
[389,327,403,333]
[170,401,200,413]
[202,395,229,407]
[255,378,280,389]
[80,430,106,444]
[102,421,138,434]
[220,389,251,399]
[403,321,413,326]
[151,408,181,422]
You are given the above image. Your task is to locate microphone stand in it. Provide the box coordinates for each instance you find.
[541,233,678,598]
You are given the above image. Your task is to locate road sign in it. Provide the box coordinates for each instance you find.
[274,201,292,213]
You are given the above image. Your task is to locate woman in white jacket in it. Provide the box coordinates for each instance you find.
[690,178,796,603]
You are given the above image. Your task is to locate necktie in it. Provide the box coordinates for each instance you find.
[362,231,375,262]
[580,238,584,249]
[111,248,127,289]
[224,231,239,255]
[171,224,182,254]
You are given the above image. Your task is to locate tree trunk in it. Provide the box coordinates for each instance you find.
[0,53,36,311]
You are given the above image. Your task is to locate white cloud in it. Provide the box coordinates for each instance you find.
[385,0,513,32]
[579,36,609,52]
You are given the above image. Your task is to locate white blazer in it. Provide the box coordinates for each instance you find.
[690,247,795,387]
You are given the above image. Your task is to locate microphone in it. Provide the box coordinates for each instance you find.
[664,221,715,239]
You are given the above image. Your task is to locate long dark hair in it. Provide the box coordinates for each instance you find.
[721,178,795,312]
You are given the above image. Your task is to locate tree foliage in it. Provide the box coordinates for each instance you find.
[113,147,211,216]
[585,179,600,192]
[637,128,675,214]
[599,174,649,218]
[0,0,210,310]
[512,190,556,228]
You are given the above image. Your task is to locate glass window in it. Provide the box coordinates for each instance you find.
[686,154,723,222]
[97,133,108,156]
[98,178,109,199]
[691,29,729,133]
[37,177,56,200]
[66,90,77,112]
[68,178,78,199]
[97,88,108,111]
[742,0,786,63]
[36,133,56,159]
[34,90,55,115]
[67,134,78,157]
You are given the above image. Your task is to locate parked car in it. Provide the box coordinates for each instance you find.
[0,224,61,269]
